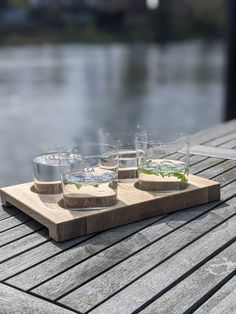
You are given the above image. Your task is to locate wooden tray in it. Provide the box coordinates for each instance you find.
[0,175,220,242]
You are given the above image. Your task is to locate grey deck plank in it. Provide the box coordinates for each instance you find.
[0,234,92,281]
[59,214,236,313]
[209,166,236,186]
[196,159,236,179]
[189,119,236,145]
[4,159,235,290]
[29,186,236,301]
[195,275,236,314]
[188,155,207,165]
[208,289,236,314]
[0,229,49,263]
[0,220,43,247]
[0,213,32,232]
[5,215,164,290]
[138,243,236,314]
[189,145,236,160]
[190,157,224,174]
[219,138,236,148]
[205,131,236,147]
[0,204,21,221]
[0,153,227,281]
[0,283,74,314]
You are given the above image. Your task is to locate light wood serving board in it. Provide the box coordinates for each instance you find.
[0,175,220,242]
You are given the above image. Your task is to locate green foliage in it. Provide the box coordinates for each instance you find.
[139,160,188,184]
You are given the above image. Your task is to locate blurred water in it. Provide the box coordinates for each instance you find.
[0,41,224,186]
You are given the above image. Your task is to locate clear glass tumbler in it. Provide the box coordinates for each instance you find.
[61,144,119,208]
[117,139,138,179]
[32,149,71,194]
[136,137,190,192]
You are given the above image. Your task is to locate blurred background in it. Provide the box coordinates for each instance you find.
[0,0,226,186]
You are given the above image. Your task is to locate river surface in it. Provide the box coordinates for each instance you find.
[0,41,224,186]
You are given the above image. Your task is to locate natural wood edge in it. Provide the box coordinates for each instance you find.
[0,190,7,206]
[50,218,88,242]
[0,177,221,242]
[0,188,54,230]
[208,182,221,202]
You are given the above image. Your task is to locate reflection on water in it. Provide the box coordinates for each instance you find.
[0,41,224,186]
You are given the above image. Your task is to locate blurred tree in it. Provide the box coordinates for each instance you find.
[10,0,29,8]
[193,0,225,35]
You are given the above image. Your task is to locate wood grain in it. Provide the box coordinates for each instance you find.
[6,215,164,290]
[206,131,236,147]
[189,119,236,145]
[197,160,236,179]
[1,121,236,314]
[3,167,234,289]
[0,229,48,263]
[188,145,236,160]
[219,138,236,148]
[0,283,74,314]
[0,213,31,232]
[0,234,92,281]
[0,204,20,221]
[0,175,220,242]
[30,192,236,301]
[208,288,236,314]
[63,215,236,313]
[139,243,236,314]
[195,275,236,314]
[189,157,223,174]
[0,220,43,247]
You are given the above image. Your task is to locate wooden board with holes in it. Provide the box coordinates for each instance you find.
[0,175,220,242]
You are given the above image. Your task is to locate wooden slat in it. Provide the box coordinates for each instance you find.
[0,204,20,221]
[219,138,236,148]
[0,283,74,314]
[30,193,236,302]
[0,213,32,232]
[64,215,236,314]
[138,243,236,314]
[209,166,236,186]
[1,156,232,283]
[190,157,224,174]
[4,215,164,290]
[0,234,92,281]
[0,220,43,247]
[189,119,236,145]
[1,174,220,242]
[0,229,49,263]
[32,185,236,304]
[196,160,236,180]
[4,160,236,290]
[195,275,236,314]
[189,145,236,160]
[205,132,236,147]
[188,155,207,166]
[208,288,236,314]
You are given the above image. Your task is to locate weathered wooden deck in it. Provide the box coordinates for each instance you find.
[1,120,236,313]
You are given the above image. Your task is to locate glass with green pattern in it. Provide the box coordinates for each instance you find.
[61,144,119,208]
[136,137,190,192]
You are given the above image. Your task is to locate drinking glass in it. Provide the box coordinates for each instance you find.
[32,149,72,194]
[136,137,190,192]
[117,139,138,179]
[61,144,119,208]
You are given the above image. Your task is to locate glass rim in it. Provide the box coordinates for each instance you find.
[33,152,63,162]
